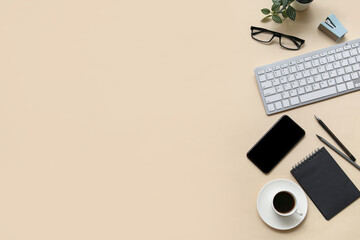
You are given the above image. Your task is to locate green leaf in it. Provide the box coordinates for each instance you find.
[271,3,281,11]
[286,6,296,21]
[261,15,272,22]
[261,8,271,15]
[282,10,288,19]
[282,0,289,7]
[272,0,281,4]
[272,14,282,23]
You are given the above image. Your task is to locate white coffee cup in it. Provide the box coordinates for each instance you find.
[272,190,303,217]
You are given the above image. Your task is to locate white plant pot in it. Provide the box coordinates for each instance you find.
[292,0,313,11]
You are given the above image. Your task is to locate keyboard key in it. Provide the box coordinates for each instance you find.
[337,68,345,75]
[289,66,297,73]
[282,91,290,98]
[297,87,305,94]
[280,77,287,84]
[274,70,282,77]
[259,75,267,82]
[281,68,289,75]
[318,65,326,73]
[263,87,276,96]
[350,49,358,56]
[329,70,337,78]
[333,61,341,68]
[261,81,272,89]
[337,83,347,92]
[266,68,272,72]
[312,59,320,67]
[328,79,336,86]
[335,53,343,60]
[305,85,312,92]
[314,75,322,82]
[288,74,295,81]
[300,86,337,102]
[325,63,334,71]
[313,83,321,90]
[336,47,344,52]
[299,79,307,86]
[291,81,299,88]
[290,97,300,105]
[276,85,284,92]
[297,64,305,71]
[342,51,350,58]
[303,70,311,77]
[284,83,291,91]
[319,57,327,65]
[282,99,290,107]
[322,72,330,80]
[258,70,265,74]
[349,57,356,64]
[306,77,314,84]
[265,94,282,103]
[335,76,343,84]
[275,101,283,110]
[266,72,274,79]
[290,90,297,97]
[320,81,328,88]
[347,81,355,89]
[353,63,360,71]
[310,68,318,75]
[345,66,353,73]
[272,78,280,86]
[304,61,312,69]
[327,55,335,62]
[343,74,351,81]
[351,72,359,79]
[341,59,349,66]
[267,103,275,112]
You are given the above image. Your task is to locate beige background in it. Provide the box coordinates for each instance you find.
[0,0,360,239]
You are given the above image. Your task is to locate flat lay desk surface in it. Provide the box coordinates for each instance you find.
[1,0,360,239]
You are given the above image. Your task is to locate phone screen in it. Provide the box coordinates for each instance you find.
[246,115,305,173]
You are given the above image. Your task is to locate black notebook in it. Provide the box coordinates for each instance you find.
[291,147,360,220]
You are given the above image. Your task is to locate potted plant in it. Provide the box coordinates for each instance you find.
[261,0,313,23]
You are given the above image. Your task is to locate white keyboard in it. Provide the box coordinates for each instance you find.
[254,38,360,115]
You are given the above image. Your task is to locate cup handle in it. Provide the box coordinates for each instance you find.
[295,209,303,216]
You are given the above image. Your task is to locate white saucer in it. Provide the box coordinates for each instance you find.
[257,179,308,230]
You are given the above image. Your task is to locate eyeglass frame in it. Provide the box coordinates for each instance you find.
[250,26,305,50]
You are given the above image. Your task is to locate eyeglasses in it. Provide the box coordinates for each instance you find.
[250,26,305,50]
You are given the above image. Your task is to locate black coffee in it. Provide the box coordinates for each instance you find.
[273,191,295,213]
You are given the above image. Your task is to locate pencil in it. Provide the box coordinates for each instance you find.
[314,115,356,161]
[316,134,360,171]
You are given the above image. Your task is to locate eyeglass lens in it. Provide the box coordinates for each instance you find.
[280,37,301,50]
[252,30,274,42]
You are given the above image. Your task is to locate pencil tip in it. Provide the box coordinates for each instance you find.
[314,115,320,121]
[316,134,321,139]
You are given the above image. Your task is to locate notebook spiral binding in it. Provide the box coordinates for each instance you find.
[292,148,321,171]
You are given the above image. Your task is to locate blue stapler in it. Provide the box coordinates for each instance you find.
[318,14,347,41]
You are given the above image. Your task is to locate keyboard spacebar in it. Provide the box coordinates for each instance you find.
[300,87,337,102]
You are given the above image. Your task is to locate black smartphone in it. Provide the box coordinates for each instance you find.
[246,115,305,174]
